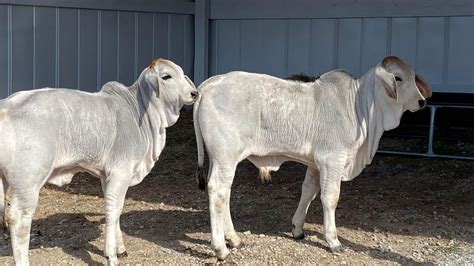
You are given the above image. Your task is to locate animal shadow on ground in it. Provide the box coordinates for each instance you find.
[0,212,104,265]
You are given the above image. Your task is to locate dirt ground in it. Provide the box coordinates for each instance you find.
[0,111,473,265]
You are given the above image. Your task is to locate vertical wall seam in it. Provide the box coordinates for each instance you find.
[415,17,420,70]
[97,10,101,91]
[7,5,11,95]
[32,6,35,89]
[215,20,218,73]
[167,14,171,59]
[55,7,59,88]
[308,19,313,74]
[260,20,263,73]
[442,17,450,85]
[134,12,138,79]
[386,17,392,55]
[285,20,289,77]
[152,13,155,59]
[359,18,364,76]
[238,20,241,70]
[333,19,339,69]
[183,15,187,71]
[77,9,81,89]
[117,11,120,80]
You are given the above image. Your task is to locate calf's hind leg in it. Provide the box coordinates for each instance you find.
[207,160,237,260]
[292,167,320,239]
[223,186,241,248]
[8,186,40,266]
[0,176,9,229]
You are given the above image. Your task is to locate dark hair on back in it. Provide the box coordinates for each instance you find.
[285,73,320,83]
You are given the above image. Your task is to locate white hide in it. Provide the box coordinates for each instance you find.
[0,59,198,265]
[193,56,432,260]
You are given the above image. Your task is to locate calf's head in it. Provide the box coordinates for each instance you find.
[375,56,432,112]
[139,58,199,106]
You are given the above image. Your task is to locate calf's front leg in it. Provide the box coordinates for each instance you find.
[318,159,344,253]
[102,175,130,265]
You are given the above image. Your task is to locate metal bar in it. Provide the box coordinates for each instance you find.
[427,104,474,109]
[377,150,474,161]
[427,106,436,155]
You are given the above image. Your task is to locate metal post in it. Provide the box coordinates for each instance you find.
[426,106,437,156]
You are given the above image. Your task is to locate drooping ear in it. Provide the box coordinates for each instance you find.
[184,75,197,91]
[137,67,159,97]
[375,63,398,100]
[415,73,432,99]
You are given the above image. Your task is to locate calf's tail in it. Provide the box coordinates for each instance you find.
[193,96,206,191]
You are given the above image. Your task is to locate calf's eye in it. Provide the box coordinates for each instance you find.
[162,75,172,80]
[395,76,402,82]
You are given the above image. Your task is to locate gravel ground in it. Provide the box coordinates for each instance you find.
[0,111,472,265]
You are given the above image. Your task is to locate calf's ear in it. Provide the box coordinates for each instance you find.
[415,73,432,99]
[184,75,197,90]
[375,64,398,100]
[138,67,160,97]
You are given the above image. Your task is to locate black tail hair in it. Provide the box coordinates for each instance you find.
[196,166,206,191]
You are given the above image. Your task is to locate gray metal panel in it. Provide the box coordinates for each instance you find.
[11,5,33,92]
[194,0,210,84]
[117,11,135,86]
[240,20,263,73]
[79,9,98,91]
[0,0,195,14]
[287,19,310,75]
[0,5,8,98]
[211,0,474,19]
[137,12,153,72]
[100,10,118,84]
[153,13,169,60]
[391,17,417,68]
[417,17,445,86]
[209,19,217,75]
[34,7,56,89]
[447,17,474,87]
[337,18,362,76]
[216,20,240,74]
[184,14,194,77]
[310,19,336,75]
[58,8,78,89]
[169,15,186,71]
[262,20,287,77]
[361,18,388,72]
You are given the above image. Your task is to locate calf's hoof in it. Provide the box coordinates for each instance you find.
[293,232,305,240]
[105,256,119,266]
[330,245,345,254]
[226,235,242,249]
[215,247,231,261]
[292,224,305,240]
[117,251,128,258]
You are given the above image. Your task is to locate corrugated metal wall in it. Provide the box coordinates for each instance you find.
[209,1,474,94]
[0,1,194,99]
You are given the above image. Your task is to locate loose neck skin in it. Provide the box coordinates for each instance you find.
[122,80,182,159]
[351,68,404,175]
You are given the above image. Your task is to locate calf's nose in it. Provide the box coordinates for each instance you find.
[191,90,199,99]
[418,99,426,109]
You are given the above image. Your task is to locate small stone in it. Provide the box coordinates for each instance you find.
[243,230,251,235]
[258,234,265,238]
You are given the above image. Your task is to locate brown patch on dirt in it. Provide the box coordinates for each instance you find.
[0,111,472,264]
